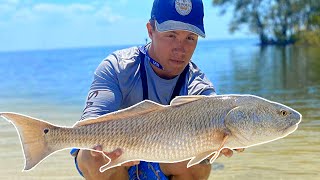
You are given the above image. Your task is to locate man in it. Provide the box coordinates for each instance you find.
[71,0,242,179]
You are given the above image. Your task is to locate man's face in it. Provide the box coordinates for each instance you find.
[147,22,198,79]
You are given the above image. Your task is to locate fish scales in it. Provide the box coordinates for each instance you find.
[74,107,216,160]
[0,95,301,172]
[46,97,227,161]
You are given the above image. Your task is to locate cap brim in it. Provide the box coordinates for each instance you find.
[155,20,205,38]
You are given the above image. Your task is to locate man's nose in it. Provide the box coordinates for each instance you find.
[172,39,186,54]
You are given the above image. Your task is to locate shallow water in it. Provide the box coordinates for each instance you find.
[0,40,319,179]
[201,44,320,180]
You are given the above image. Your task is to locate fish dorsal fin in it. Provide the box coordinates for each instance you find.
[74,100,165,127]
[170,95,205,107]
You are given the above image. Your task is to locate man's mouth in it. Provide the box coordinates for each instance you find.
[169,59,184,65]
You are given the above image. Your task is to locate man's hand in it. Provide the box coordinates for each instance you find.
[77,145,139,180]
[218,148,245,158]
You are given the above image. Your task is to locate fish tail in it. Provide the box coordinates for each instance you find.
[0,112,58,171]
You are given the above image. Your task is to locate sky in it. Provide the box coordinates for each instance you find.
[0,0,254,52]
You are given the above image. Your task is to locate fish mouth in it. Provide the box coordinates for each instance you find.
[282,123,299,135]
[292,109,302,124]
[281,110,302,135]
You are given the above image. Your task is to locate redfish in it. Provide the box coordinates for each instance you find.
[0,95,301,173]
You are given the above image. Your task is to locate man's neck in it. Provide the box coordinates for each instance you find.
[147,44,177,80]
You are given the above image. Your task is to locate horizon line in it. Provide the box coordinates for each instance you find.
[0,37,258,53]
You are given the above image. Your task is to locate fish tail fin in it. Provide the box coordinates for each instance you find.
[0,112,58,171]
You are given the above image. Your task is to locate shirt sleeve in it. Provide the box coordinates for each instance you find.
[80,54,123,120]
[188,62,216,96]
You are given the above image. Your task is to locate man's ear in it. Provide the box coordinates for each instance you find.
[146,22,154,39]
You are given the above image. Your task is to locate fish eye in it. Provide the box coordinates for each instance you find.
[280,110,288,116]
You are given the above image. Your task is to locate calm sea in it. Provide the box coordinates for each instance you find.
[0,39,319,179]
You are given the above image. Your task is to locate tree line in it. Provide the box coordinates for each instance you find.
[212,0,320,46]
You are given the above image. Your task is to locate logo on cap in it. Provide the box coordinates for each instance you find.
[175,0,192,16]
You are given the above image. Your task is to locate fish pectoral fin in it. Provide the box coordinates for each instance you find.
[187,133,230,168]
[210,134,230,164]
[187,151,215,168]
[74,100,165,127]
[170,95,205,107]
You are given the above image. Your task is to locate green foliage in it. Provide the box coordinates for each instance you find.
[295,30,320,46]
[308,14,320,28]
[212,0,320,46]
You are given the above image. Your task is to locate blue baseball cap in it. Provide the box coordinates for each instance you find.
[151,0,205,38]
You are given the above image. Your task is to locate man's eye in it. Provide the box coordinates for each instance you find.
[187,36,195,41]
